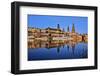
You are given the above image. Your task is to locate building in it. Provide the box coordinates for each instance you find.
[28,24,88,42]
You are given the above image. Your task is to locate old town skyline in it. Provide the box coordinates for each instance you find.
[28,15,88,34]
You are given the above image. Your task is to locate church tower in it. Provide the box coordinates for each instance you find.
[72,24,75,33]
[57,24,60,30]
[67,26,70,32]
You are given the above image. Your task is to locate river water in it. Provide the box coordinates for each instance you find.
[28,41,88,61]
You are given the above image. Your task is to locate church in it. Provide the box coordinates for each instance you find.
[28,23,87,42]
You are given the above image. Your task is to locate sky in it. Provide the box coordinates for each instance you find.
[28,15,88,34]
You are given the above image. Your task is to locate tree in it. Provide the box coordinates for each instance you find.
[67,26,69,32]
[72,24,75,33]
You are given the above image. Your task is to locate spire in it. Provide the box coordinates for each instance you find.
[72,24,75,33]
[57,24,60,29]
[67,26,69,32]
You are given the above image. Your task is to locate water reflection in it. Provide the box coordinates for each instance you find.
[28,40,88,61]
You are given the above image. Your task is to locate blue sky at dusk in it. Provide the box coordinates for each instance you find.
[28,15,88,34]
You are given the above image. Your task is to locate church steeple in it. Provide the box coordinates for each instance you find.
[72,24,75,33]
[57,24,60,29]
[67,26,70,32]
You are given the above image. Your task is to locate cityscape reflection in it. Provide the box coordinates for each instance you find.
[28,40,88,61]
